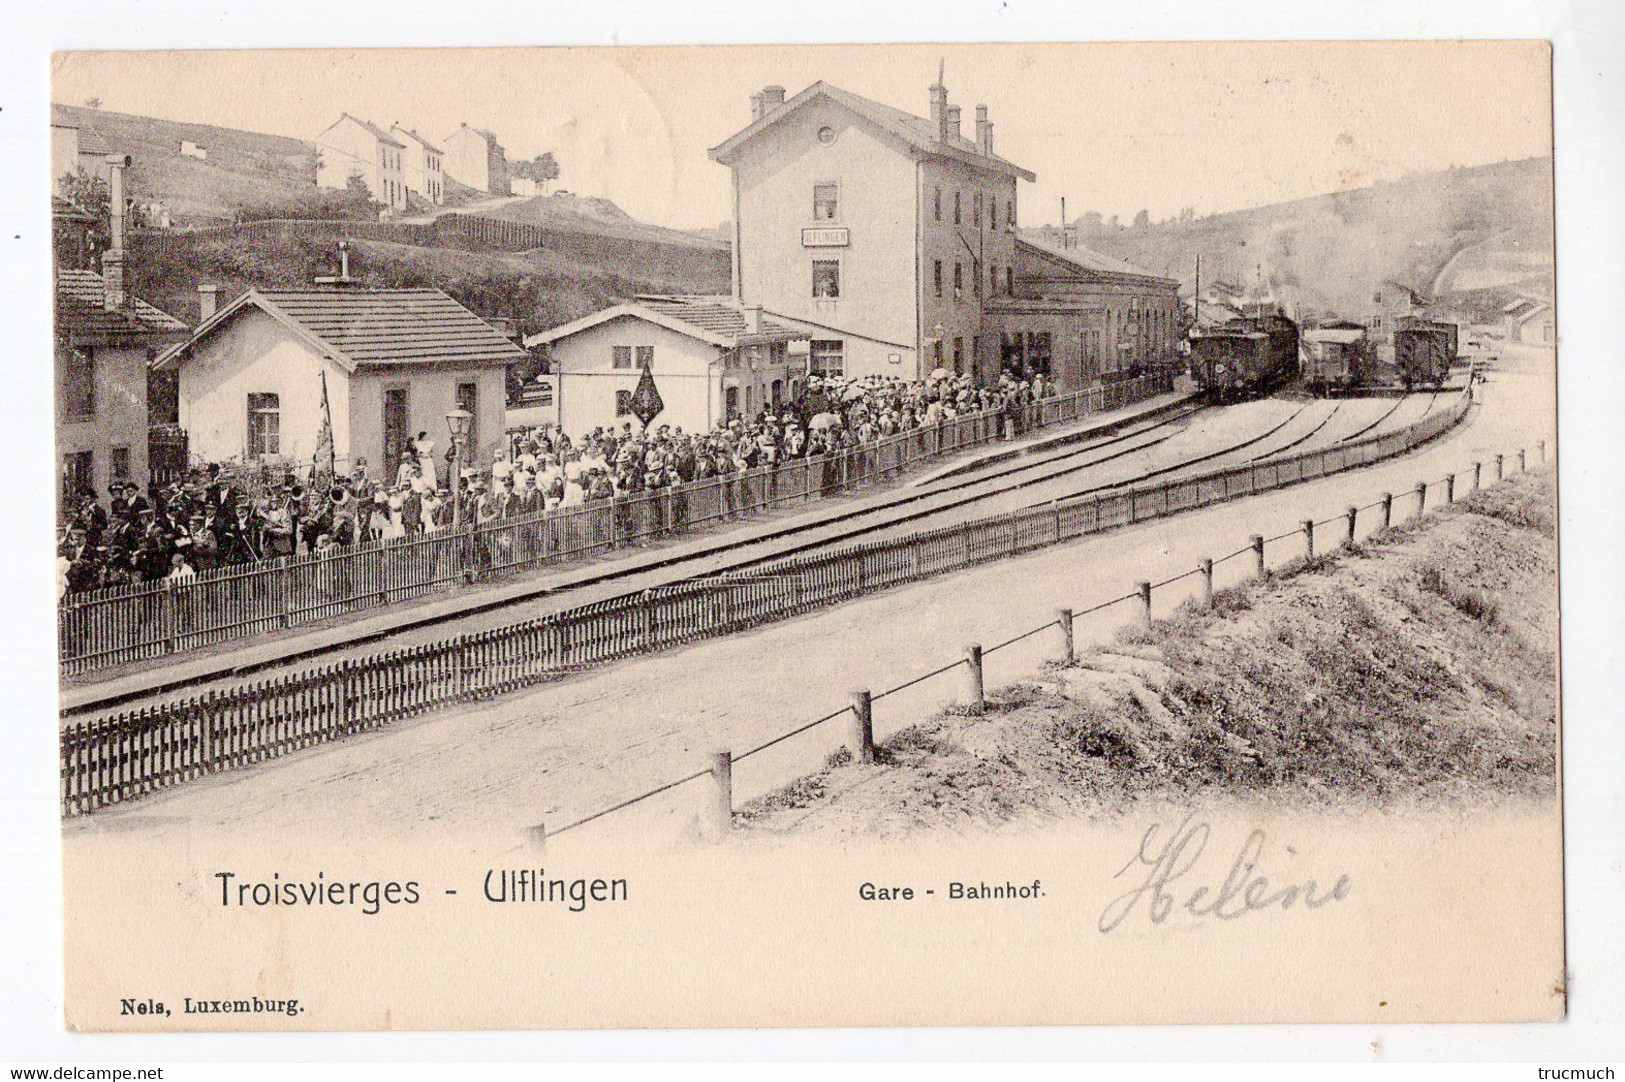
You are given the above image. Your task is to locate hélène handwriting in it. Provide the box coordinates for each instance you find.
[1098,813,1352,933]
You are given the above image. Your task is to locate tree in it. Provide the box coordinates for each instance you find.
[60,169,111,252]
[1133,208,1150,229]
[85,97,102,109]
[512,152,561,193]
[345,174,385,217]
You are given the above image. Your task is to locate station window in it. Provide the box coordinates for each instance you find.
[933,187,942,222]
[635,345,655,369]
[813,182,839,221]
[615,390,633,416]
[812,260,841,299]
[62,347,95,419]
[1006,266,1014,295]
[612,345,633,369]
[953,262,963,298]
[953,191,962,225]
[934,260,943,298]
[809,340,845,377]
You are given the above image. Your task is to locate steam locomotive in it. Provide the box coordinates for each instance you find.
[1189,308,1301,401]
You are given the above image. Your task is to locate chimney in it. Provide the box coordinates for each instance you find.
[742,304,764,334]
[761,85,785,111]
[750,92,765,121]
[945,104,962,141]
[197,284,219,321]
[975,104,991,154]
[102,154,132,313]
[929,65,949,141]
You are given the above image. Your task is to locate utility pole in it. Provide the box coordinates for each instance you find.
[1194,253,1201,330]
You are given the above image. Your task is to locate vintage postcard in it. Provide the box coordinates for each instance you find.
[50,40,1559,1030]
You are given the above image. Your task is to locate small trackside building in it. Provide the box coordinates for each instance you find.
[526,295,810,436]
[154,288,529,479]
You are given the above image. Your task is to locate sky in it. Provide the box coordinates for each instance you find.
[51,42,1552,230]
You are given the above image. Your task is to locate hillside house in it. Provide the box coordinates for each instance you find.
[1502,297,1554,345]
[390,125,445,206]
[154,288,528,480]
[444,124,511,196]
[315,114,408,212]
[180,140,208,160]
[526,296,810,435]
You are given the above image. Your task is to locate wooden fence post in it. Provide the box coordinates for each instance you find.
[1138,581,1152,625]
[1518,448,1526,473]
[850,689,875,765]
[1415,481,1428,518]
[1056,608,1075,663]
[1538,439,1546,464]
[1446,474,1455,503]
[705,749,733,839]
[1345,507,1358,550]
[965,644,985,715]
[1251,535,1266,582]
[1302,519,1315,560]
[1381,493,1393,529]
[1495,454,1504,481]
[1200,560,1214,609]
[1473,462,1482,491]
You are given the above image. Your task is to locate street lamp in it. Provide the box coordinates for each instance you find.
[446,407,473,530]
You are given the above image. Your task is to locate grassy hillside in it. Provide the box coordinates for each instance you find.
[477,192,727,252]
[1041,157,1554,322]
[128,232,729,338]
[53,103,316,225]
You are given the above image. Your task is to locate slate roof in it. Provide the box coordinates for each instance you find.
[155,288,528,372]
[710,80,1035,182]
[1016,237,1176,286]
[56,269,189,342]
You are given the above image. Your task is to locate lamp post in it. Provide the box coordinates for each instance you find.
[446,407,473,530]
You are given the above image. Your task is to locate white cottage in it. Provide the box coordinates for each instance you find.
[526,296,809,437]
[154,287,529,480]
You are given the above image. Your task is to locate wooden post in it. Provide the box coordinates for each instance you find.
[1056,608,1075,664]
[1446,474,1456,503]
[1251,535,1266,582]
[850,689,875,765]
[1473,462,1482,491]
[1495,454,1504,481]
[1414,482,1427,518]
[1137,581,1152,625]
[1302,519,1315,560]
[1538,439,1546,464]
[705,749,733,839]
[1345,507,1358,550]
[965,644,985,715]
[1201,559,1214,609]
[1381,493,1393,530]
[1518,448,1526,473]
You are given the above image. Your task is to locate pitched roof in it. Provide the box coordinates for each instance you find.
[390,126,444,155]
[709,80,1036,183]
[56,269,188,342]
[155,288,528,372]
[1015,237,1176,286]
[324,113,405,148]
[525,296,806,351]
[75,128,114,156]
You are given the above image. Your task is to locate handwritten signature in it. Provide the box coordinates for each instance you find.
[1098,813,1352,933]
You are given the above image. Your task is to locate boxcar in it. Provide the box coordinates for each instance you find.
[1394,323,1454,388]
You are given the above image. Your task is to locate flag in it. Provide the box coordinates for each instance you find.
[313,370,336,481]
[629,355,665,429]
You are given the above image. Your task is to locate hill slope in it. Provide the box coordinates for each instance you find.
[1040,157,1554,321]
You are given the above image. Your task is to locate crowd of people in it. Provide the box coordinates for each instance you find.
[58,370,1059,599]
